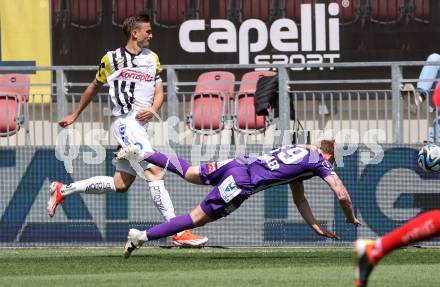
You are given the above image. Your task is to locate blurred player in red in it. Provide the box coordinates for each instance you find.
[432,83,440,107]
[354,210,440,287]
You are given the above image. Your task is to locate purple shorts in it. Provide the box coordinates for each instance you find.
[199,159,254,220]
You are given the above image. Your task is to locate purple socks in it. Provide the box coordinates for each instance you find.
[146,214,195,240]
[145,151,191,178]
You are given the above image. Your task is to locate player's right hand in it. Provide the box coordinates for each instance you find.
[316,227,341,240]
[135,107,155,122]
[58,113,78,128]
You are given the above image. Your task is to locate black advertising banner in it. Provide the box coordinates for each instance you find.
[52,0,440,80]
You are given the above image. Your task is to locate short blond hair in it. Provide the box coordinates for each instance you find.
[320,139,335,159]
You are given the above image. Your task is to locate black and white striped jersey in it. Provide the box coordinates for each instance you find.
[95,47,162,116]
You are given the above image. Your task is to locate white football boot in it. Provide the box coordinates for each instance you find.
[123,229,145,258]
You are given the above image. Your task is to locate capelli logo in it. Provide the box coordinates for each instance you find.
[179,3,342,70]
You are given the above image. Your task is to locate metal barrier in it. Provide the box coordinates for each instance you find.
[1,63,440,248]
[1,62,439,147]
[1,144,439,247]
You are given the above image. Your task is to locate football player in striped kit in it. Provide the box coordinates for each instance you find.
[48,14,207,247]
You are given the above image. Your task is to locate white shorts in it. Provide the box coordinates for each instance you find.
[111,111,155,176]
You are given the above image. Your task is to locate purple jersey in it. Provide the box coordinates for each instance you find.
[247,145,335,192]
[198,145,335,219]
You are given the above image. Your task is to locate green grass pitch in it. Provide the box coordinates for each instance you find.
[1,247,439,286]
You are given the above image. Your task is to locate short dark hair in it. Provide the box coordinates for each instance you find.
[122,14,150,38]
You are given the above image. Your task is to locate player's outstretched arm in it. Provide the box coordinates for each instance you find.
[59,79,103,128]
[323,174,361,226]
[289,182,341,240]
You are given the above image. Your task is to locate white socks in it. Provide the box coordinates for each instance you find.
[61,176,116,196]
[138,230,148,241]
[60,177,180,234]
[148,180,176,221]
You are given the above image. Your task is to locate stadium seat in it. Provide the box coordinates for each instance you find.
[234,71,276,134]
[414,0,430,23]
[282,0,314,22]
[369,0,405,24]
[196,0,210,19]
[51,0,62,27]
[223,0,242,21]
[153,0,187,28]
[150,0,230,23]
[0,74,30,137]
[329,0,361,25]
[191,0,238,21]
[69,0,102,28]
[240,0,273,22]
[217,0,230,19]
[179,0,227,20]
[187,71,235,134]
[112,0,148,27]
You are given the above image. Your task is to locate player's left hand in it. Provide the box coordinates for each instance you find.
[346,217,362,226]
[135,107,156,122]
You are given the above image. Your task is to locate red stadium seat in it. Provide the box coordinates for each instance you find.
[0,74,30,102]
[69,0,102,28]
[194,0,238,21]
[369,0,405,24]
[153,0,187,28]
[224,0,241,21]
[191,95,225,131]
[403,0,430,23]
[51,0,62,27]
[188,71,235,134]
[150,0,229,23]
[235,71,276,133]
[197,0,210,19]
[0,74,30,137]
[240,0,272,22]
[414,0,430,22]
[195,71,236,99]
[112,0,147,27]
[217,0,230,19]
[282,0,314,22]
[328,0,361,25]
[184,0,228,20]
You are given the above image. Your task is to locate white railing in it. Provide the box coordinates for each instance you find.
[0,61,439,146]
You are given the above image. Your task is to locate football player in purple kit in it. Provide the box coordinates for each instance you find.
[118,139,361,258]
